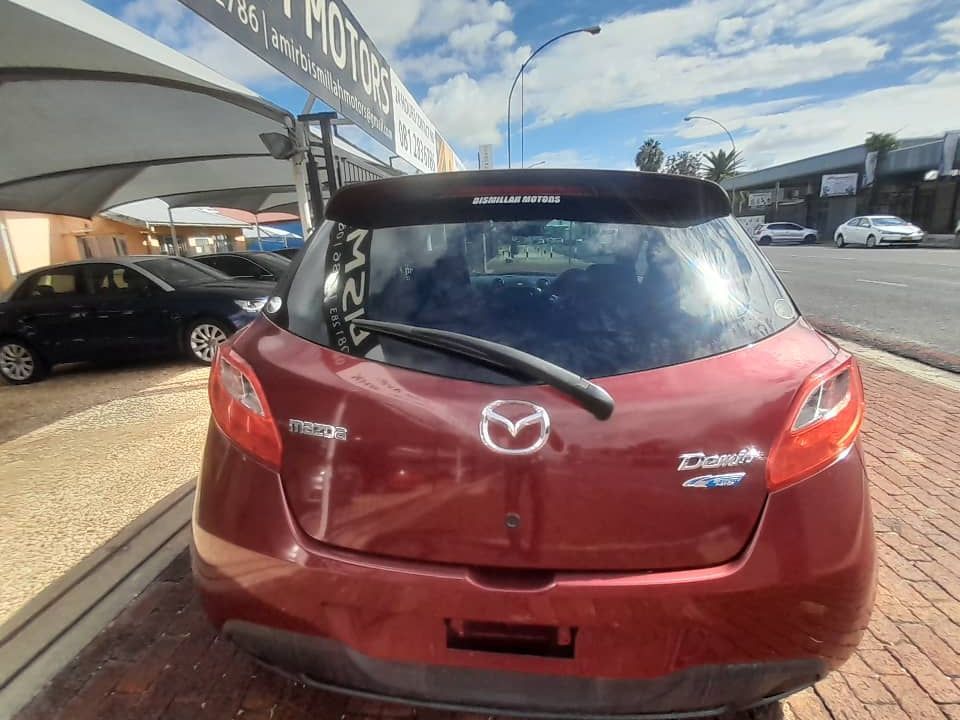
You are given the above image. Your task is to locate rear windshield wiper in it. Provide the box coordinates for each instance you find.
[351,319,614,421]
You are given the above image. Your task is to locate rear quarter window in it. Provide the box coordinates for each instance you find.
[281,215,796,383]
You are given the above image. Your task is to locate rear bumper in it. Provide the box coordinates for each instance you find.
[193,422,876,716]
[225,619,823,718]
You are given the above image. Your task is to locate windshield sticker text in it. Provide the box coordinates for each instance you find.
[323,224,379,357]
[472,195,561,205]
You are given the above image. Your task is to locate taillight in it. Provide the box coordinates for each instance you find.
[767,354,864,490]
[208,346,281,469]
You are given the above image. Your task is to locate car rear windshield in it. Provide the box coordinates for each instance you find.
[282,215,796,383]
[136,258,223,287]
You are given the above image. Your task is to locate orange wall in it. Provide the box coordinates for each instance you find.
[0,212,249,291]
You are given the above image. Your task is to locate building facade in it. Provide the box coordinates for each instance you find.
[723,133,960,242]
[0,204,253,292]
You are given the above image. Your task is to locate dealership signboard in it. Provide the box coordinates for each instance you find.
[737,215,765,236]
[748,191,773,208]
[820,173,859,197]
[178,0,462,173]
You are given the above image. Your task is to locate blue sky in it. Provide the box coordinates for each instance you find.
[92,0,960,172]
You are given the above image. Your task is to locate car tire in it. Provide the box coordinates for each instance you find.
[867,235,877,248]
[0,339,49,385]
[803,234,817,244]
[186,319,232,365]
[722,701,784,720]
[955,232,959,248]
[758,236,772,246]
[835,234,845,247]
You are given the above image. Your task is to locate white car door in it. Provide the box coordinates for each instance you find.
[786,223,804,242]
[859,218,875,245]
[846,219,863,244]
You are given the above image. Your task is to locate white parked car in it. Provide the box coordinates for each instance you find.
[753,222,819,245]
[834,216,924,248]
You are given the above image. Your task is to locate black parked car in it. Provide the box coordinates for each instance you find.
[0,256,273,384]
[192,251,291,282]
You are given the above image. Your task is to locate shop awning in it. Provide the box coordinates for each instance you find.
[0,0,297,218]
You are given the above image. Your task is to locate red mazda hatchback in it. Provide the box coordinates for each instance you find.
[193,170,875,719]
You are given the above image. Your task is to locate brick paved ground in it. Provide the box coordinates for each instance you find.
[13,357,960,720]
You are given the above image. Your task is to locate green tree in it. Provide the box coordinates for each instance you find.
[664,151,703,177]
[703,148,744,182]
[634,138,665,172]
[864,132,898,153]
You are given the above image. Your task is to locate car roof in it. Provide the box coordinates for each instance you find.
[15,255,193,275]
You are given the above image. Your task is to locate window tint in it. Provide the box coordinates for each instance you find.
[135,258,222,287]
[249,252,291,276]
[17,268,81,299]
[283,216,795,383]
[84,264,154,296]
[786,223,803,230]
[196,255,263,278]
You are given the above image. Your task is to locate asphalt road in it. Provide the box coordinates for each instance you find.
[762,245,960,366]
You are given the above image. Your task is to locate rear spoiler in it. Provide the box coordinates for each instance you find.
[325,169,731,229]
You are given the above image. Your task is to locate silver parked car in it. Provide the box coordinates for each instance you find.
[754,222,818,245]
[834,216,924,248]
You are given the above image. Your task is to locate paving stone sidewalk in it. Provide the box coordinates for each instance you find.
[12,356,960,720]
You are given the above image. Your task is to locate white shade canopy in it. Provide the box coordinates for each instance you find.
[0,0,297,218]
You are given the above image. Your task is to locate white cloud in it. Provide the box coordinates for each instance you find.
[796,0,938,37]
[938,14,960,45]
[121,0,285,87]
[734,70,960,167]
[421,73,509,147]
[348,0,513,55]
[420,0,903,150]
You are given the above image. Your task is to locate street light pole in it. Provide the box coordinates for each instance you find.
[507,25,601,168]
[684,115,736,155]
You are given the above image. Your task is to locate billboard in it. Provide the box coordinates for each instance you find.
[820,173,858,197]
[178,0,462,173]
[748,191,773,208]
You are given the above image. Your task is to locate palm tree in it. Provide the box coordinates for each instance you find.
[865,132,898,153]
[702,148,743,182]
[635,138,665,172]
[664,151,703,177]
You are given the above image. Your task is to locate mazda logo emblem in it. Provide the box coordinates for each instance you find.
[479,401,550,455]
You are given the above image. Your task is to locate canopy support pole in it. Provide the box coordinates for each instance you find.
[0,218,19,278]
[167,207,180,256]
[292,120,315,236]
[255,216,263,251]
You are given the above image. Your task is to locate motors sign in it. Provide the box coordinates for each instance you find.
[178,0,460,172]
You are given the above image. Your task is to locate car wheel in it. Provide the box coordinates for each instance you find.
[803,234,817,244]
[722,701,784,720]
[955,231,959,248]
[0,340,48,385]
[835,234,845,247]
[186,319,231,365]
[758,236,772,246]
[866,235,877,248]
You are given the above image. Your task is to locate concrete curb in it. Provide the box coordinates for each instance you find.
[0,479,195,720]
[808,317,960,374]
